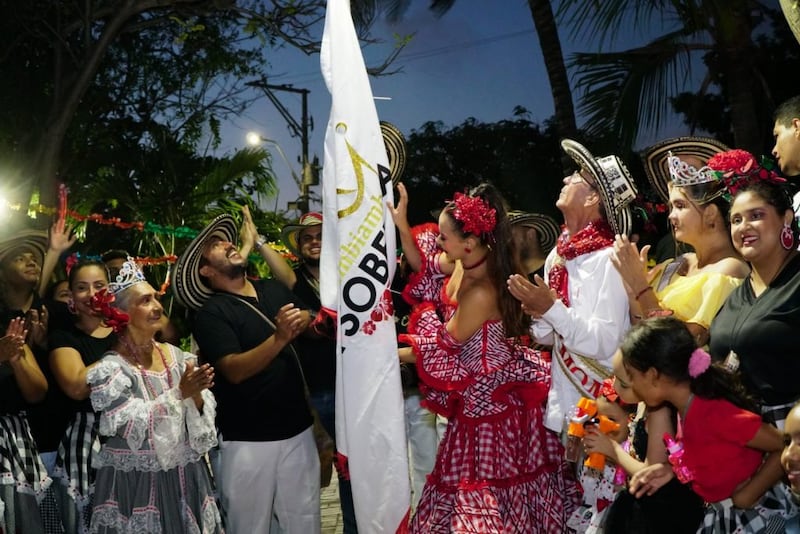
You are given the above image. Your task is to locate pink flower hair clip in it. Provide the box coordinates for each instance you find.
[688,348,711,378]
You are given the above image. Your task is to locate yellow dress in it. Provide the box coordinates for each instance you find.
[650,262,742,329]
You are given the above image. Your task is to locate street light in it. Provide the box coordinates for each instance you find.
[246,132,306,213]
[246,79,318,213]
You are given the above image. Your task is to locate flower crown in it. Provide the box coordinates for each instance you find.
[108,257,146,296]
[90,289,130,333]
[449,192,497,238]
[707,149,785,200]
[667,152,719,187]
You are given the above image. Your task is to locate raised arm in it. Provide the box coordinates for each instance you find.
[242,205,296,289]
[388,183,422,273]
[39,219,76,297]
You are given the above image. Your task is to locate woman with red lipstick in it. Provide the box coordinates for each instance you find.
[708,155,800,431]
[48,259,115,533]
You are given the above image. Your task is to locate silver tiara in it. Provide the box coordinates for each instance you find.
[108,257,146,295]
[667,152,718,187]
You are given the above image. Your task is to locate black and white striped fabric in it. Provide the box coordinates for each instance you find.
[53,411,100,530]
[0,412,52,533]
[700,483,797,533]
[0,412,50,496]
[762,401,797,432]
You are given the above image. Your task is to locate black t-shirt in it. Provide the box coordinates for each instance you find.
[192,279,312,441]
[709,254,800,405]
[48,323,117,413]
[291,266,336,393]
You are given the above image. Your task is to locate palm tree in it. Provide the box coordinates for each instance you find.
[356,0,577,169]
[559,0,770,153]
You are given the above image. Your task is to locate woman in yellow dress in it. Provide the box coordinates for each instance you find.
[612,137,749,346]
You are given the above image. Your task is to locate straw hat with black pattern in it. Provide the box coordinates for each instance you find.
[280,212,323,258]
[380,121,407,186]
[171,214,238,311]
[560,139,638,236]
[0,230,48,267]
[508,211,560,256]
[640,136,729,203]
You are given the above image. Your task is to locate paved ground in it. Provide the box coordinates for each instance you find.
[321,475,344,534]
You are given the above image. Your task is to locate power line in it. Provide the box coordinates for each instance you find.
[271,28,536,86]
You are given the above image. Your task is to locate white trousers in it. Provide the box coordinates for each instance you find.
[217,427,320,534]
[404,392,440,509]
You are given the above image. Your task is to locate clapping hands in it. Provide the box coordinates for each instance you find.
[0,317,28,365]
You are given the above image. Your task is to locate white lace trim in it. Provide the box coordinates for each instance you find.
[185,390,217,455]
[89,497,221,534]
[92,447,205,472]
[89,503,162,534]
[88,354,218,470]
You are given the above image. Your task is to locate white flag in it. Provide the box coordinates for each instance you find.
[319,0,410,532]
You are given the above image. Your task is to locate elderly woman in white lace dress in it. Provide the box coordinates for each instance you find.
[86,258,222,533]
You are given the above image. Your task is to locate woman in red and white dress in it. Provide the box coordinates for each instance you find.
[394,183,578,533]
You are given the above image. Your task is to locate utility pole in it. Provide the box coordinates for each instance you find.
[246,79,317,213]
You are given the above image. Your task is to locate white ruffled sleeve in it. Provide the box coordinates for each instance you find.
[87,356,183,456]
[87,349,218,470]
[174,347,218,455]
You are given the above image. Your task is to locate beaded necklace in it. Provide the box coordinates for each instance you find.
[120,336,173,399]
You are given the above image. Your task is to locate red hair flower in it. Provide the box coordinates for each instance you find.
[707,149,785,198]
[600,377,627,405]
[89,288,129,333]
[450,192,497,237]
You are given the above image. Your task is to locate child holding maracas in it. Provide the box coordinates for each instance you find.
[567,379,636,533]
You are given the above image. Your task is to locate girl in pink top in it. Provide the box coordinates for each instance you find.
[621,316,796,532]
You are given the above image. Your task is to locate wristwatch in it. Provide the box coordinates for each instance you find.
[255,234,268,249]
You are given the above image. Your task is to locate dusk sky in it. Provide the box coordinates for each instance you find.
[218,0,693,212]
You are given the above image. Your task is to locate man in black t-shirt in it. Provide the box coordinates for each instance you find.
[172,212,320,534]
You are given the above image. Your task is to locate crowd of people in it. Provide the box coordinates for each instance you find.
[6,96,800,533]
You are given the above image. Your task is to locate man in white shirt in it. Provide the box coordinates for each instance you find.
[508,139,636,433]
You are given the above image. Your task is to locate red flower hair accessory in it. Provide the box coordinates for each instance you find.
[707,149,785,199]
[600,377,626,405]
[89,288,130,333]
[449,192,497,237]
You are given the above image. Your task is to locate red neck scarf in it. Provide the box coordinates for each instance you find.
[549,219,614,307]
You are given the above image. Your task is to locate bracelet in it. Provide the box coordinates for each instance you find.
[634,286,652,300]
[255,235,267,249]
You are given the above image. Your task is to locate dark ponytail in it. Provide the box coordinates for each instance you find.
[621,317,758,413]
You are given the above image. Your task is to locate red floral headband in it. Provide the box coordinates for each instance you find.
[707,149,785,200]
[600,377,627,405]
[89,288,130,333]
[449,192,497,238]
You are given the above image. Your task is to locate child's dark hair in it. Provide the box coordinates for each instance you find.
[599,378,638,415]
[621,317,758,413]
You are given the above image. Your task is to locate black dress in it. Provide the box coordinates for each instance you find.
[604,412,705,534]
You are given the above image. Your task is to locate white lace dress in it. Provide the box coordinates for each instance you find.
[86,345,222,534]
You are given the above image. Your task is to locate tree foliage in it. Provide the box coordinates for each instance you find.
[671,9,800,153]
[558,0,775,153]
[401,109,565,225]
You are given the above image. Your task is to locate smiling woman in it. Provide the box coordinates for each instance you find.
[86,258,222,533]
[709,173,800,431]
